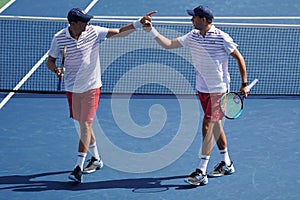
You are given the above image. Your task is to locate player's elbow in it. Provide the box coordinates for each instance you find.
[163,44,173,49]
[157,38,182,50]
[157,41,174,49]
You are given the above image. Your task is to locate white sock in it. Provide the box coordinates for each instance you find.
[197,155,210,174]
[76,152,87,171]
[89,143,100,160]
[220,148,231,166]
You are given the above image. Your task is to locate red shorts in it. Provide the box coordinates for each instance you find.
[198,92,224,122]
[66,88,100,123]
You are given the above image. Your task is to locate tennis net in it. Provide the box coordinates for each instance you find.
[0,16,299,95]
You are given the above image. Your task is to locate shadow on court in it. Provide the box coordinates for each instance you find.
[0,172,196,193]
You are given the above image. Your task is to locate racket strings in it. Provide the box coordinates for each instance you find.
[220,93,243,119]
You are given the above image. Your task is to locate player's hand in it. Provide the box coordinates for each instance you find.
[55,67,64,79]
[143,20,152,32]
[140,11,157,27]
[240,85,250,97]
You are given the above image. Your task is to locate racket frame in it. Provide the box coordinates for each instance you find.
[219,79,258,119]
[220,92,244,119]
[57,46,66,91]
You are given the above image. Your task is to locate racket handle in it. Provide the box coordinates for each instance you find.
[248,78,258,90]
[57,79,62,91]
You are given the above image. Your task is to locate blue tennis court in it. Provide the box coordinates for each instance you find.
[1,0,300,200]
[0,95,299,199]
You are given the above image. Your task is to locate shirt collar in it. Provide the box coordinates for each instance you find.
[65,25,89,40]
[65,26,73,39]
[207,25,216,33]
[192,25,216,36]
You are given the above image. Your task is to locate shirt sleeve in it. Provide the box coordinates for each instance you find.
[177,33,189,47]
[48,36,60,58]
[93,25,109,41]
[223,32,238,55]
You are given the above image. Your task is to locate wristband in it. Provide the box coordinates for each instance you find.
[133,18,142,29]
[241,82,248,87]
[149,27,160,38]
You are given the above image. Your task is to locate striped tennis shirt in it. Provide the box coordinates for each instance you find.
[177,25,238,93]
[48,25,109,93]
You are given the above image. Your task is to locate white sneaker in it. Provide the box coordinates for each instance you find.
[83,157,104,174]
[184,168,208,186]
[208,161,235,177]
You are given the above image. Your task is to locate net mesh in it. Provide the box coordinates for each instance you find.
[1,16,299,95]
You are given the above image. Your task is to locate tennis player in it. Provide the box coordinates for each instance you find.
[144,5,249,185]
[47,8,155,183]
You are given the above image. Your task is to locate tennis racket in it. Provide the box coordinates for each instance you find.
[220,79,258,119]
[57,46,66,91]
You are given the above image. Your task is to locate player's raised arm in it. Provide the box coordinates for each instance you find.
[142,12,183,49]
[107,11,157,38]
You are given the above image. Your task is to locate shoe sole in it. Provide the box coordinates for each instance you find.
[207,173,225,178]
[82,161,104,174]
[208,171,234,178]
[184,178,208,186]
[82,168,98,174]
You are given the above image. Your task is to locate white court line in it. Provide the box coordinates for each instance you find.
[0,52,49,109]
[84,0,99,13]
[0,0,100,109]
[0,0,16,14]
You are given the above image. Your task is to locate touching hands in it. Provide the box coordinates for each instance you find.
[140,11,157,32]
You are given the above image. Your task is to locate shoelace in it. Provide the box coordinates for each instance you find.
[213,162,225,172]
[190,169,202,177]
[85,158,96,168]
